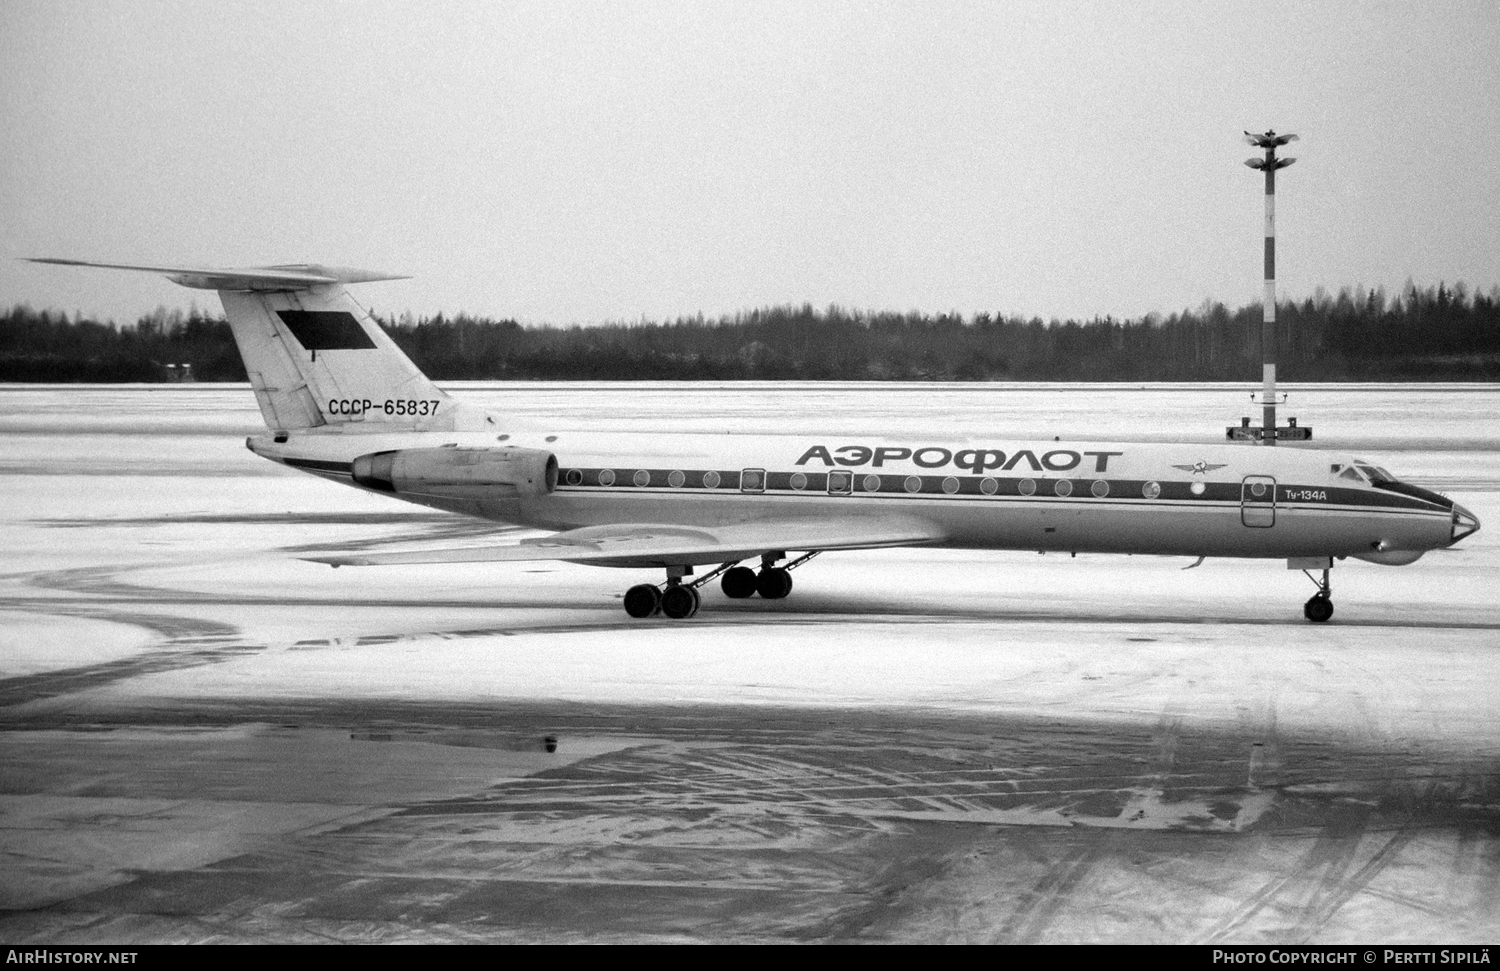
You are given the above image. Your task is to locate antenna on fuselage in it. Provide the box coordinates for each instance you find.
[1228,130,1312,444]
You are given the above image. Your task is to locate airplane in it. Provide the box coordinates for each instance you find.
[28,258,1482,623]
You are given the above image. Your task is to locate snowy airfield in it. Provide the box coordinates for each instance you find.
[2,382,1498,943]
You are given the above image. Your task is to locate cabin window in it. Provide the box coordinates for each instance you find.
[1091,480,1109,498]
[703,470,721,489]
[633,469,651,487]
[1055,479,1073,497]
[1018,478,1036,496]
[827,470,853,495]
[942,476,960,494]
[598,469,616,486]
[1142,480,1161,499]
[904,475,922,493]
[1190,481,1206,496]
[667,470,686,488]
[789,472,808,490]
[741,469,765,493]
[564,469,583,486]
[980,477,999,495]
[1250,481,1267,497]
[862,474,882,492]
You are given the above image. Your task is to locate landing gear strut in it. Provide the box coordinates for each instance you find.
[1301,567,1334,623]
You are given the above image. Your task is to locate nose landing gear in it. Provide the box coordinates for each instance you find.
[1301,567,1334,623]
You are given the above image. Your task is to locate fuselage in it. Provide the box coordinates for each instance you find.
[251,423,1477,566]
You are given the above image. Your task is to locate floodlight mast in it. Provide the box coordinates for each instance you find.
[1243,130,1297,445]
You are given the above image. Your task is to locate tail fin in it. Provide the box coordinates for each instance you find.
[26,259,472,433]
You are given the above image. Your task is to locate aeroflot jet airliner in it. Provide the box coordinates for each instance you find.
[30,259,1481,622]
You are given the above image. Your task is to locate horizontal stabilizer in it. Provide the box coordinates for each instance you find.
[26,258,407,291]
[304,516,948,570]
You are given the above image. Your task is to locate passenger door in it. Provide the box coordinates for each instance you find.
[1241,475,1277,527]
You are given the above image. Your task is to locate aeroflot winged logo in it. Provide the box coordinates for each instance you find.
[795,445,1123,474]
[1172,461,1228,475]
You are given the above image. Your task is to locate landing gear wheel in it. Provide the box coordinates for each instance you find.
[1303,594,1333,623]
[661,584,701,619]
[721,566,757,599]
[756,567,793,599]
[623,584,662,618]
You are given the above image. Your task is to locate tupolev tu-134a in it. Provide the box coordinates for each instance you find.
[29,259,1481,622]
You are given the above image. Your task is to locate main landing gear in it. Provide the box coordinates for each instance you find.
[622,568,699,620]
[622,552,820,619]
[1301,567,1334,623]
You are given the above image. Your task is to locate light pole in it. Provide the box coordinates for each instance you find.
[1244,130,1296,445]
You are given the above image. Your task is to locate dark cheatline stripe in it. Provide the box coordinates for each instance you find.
[1373,479,1454,510]
[553,468,1442,513]
[276,310,376,350]
[284,457,353,474]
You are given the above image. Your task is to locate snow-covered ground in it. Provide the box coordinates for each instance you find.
[2,382,1496,741]
[3,383,1499,944]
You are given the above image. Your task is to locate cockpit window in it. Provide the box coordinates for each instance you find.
[1338,466,1365,482]
[1353,463,1455,510]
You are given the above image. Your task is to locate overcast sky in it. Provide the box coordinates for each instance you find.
[2,1,1497,326]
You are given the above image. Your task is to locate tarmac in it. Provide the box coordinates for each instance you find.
[2,383,1497,943]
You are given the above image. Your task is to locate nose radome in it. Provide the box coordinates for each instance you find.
[1450,503,1481,544]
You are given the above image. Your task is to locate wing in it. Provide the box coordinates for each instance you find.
[304,515,947,569]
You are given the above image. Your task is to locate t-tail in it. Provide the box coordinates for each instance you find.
[25,258,477,433]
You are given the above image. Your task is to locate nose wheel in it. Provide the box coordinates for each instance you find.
[1301,567,1334,623]
[1303,593,1333,623]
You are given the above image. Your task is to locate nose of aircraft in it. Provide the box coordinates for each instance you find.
[1450,503,1481,544]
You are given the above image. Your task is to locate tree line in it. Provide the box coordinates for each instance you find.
[3,282,1499,383]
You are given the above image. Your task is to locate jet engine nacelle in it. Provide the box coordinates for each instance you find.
[351,446,558,499]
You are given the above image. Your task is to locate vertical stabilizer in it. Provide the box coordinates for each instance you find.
[25,260,472,433]
[219,285,454,432]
